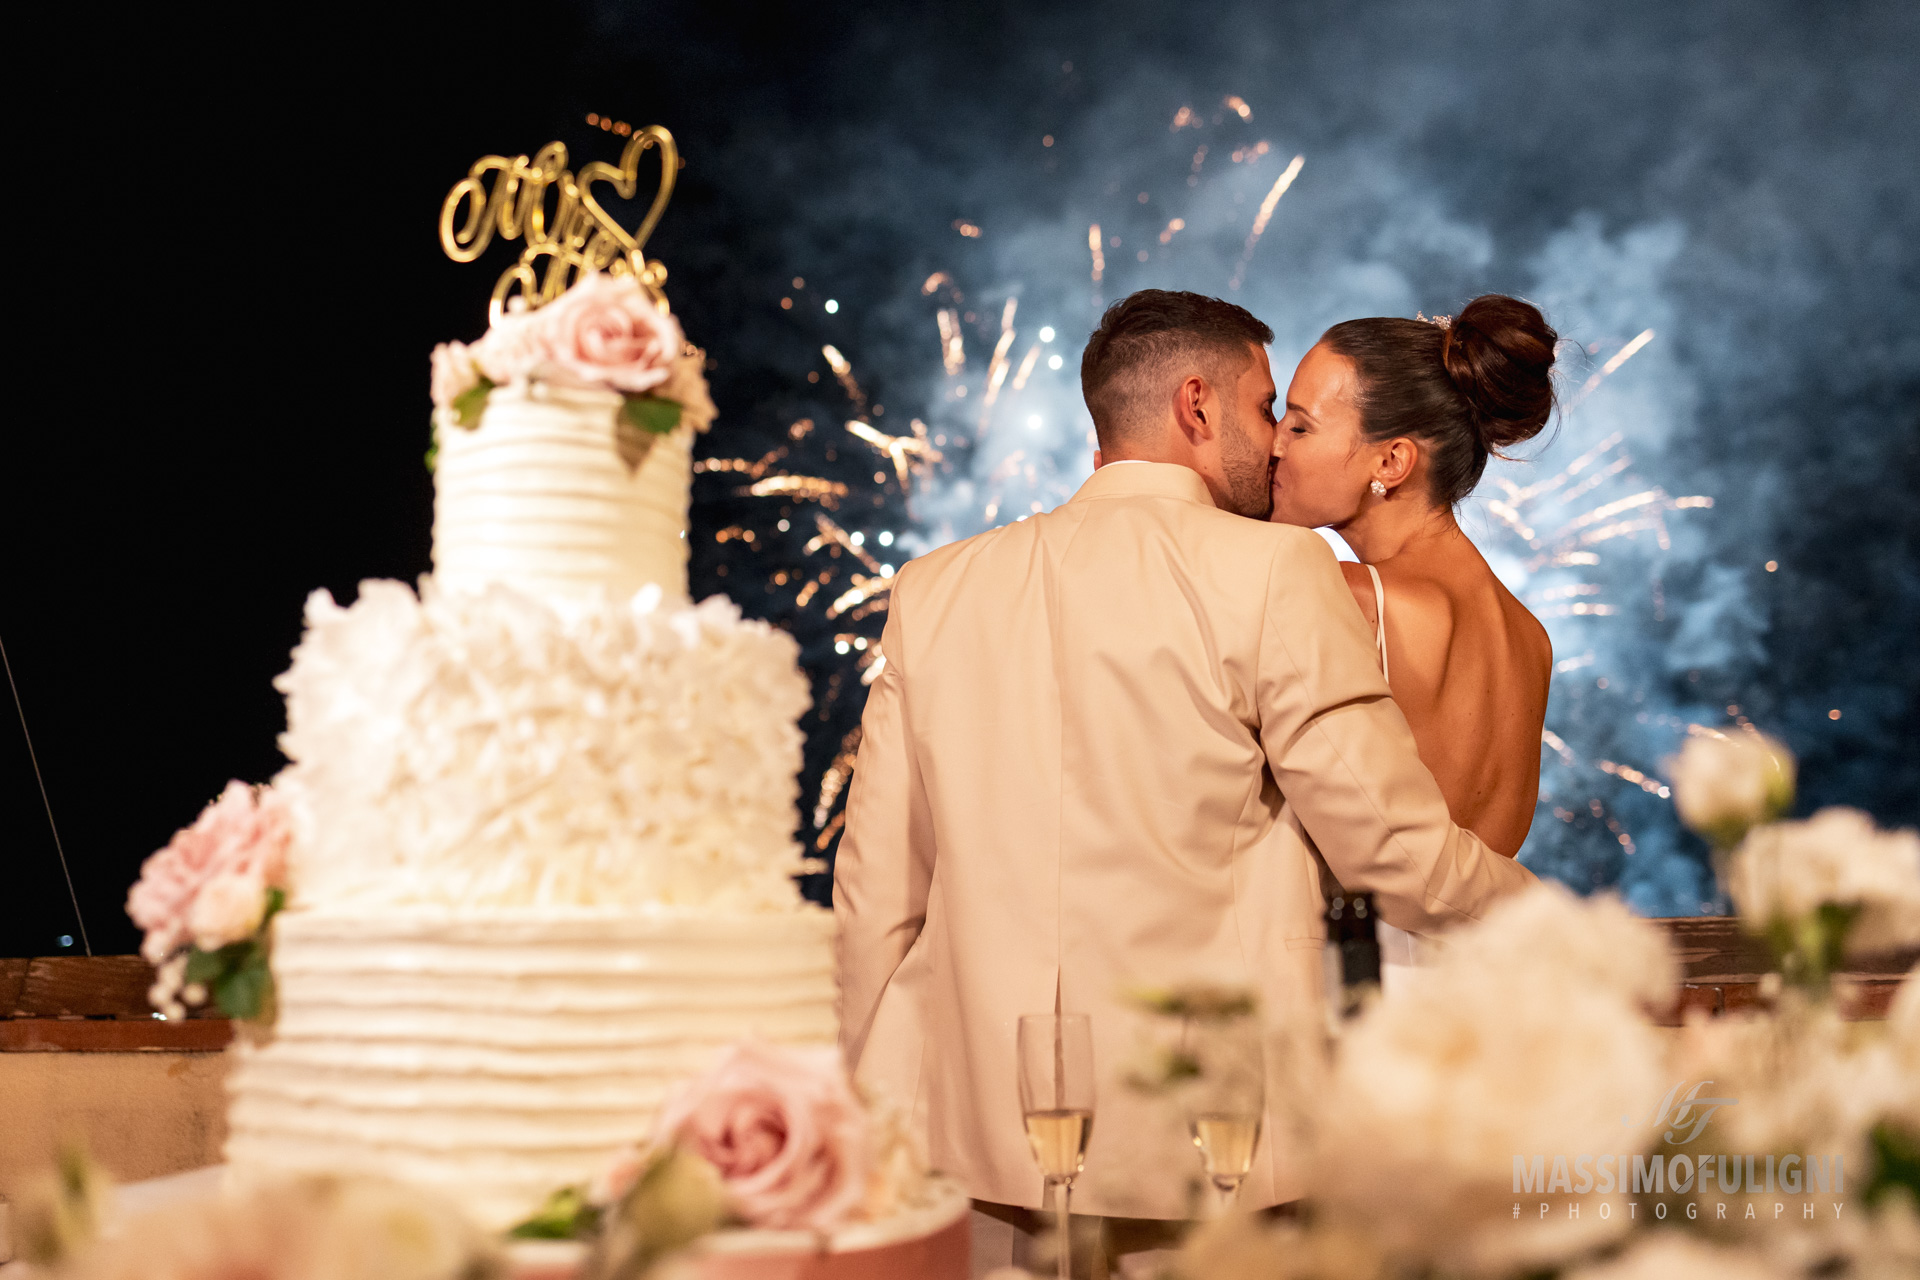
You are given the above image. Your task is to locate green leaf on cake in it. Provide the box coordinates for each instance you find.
[180,887,286,1022]
[620,394,682,436]
[212,946,273,1021]
[508,1185,602,1240]
[451,377,495,428]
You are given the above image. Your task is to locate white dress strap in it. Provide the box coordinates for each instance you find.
[1365,564,1389,683]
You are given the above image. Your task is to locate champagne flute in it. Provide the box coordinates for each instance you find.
[1017,1013,1094,1280]
[1183,1015,1264,1212]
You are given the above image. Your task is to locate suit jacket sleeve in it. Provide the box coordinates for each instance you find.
[833,578,937,1070]
[1254,531,1536,933]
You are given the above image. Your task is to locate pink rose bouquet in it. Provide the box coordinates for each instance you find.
[652,1041,873,1231]
[125,781,291,1020]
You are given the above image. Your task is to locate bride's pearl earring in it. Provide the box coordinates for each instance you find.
[1369,480,1387,497]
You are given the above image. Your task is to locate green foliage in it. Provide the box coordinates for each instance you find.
[620,394,682,436]
[1763,900,1861,996]
[585,1148,728,1280]
[1865,1121,1920,1209]
[509,1185,602,1240]
[1128,983,1258,1021]
[184,887,286,1022]
[452,378,496,428]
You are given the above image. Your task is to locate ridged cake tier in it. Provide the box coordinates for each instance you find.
[225,907,837,1229]
[432,379,693,602]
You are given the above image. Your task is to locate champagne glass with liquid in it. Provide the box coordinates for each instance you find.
[1184,1016,1264,1212]
[1017,1013,1095,1280]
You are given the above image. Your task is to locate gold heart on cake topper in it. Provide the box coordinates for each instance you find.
[438,124,680,321]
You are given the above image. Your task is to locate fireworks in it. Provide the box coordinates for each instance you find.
[1227,154,1304,291]
[705,99,1715,908]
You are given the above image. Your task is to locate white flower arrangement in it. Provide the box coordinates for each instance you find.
[1728,807,1920,959]
[1667,727,1796,850]
[1300,885,1676,1275]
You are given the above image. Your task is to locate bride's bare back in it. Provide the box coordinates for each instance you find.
[1271,297,1562,858]
[1340,536,1550,856]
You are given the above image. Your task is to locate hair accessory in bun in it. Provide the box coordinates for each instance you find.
[1415,311,1452,329]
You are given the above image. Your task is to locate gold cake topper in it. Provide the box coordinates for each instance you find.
[439,124,678,320]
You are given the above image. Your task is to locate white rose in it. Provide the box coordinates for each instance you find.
[1667,729,1795,848]
[1728,807,1920,953]
[187,872,269,951]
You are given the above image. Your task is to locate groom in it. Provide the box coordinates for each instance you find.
[835,291,1535,1258]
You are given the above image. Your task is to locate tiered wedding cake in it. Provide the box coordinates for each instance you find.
[221,275,838,1231]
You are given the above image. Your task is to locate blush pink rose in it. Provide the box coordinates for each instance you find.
[188,871,269,951]
[538,272,683,394]
[470,301,557,387]
[126,783,290,963]
[652,1042,872,1231]
[429,340,482,409]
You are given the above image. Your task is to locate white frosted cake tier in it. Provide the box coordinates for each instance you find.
[433,379,693,603]
[225,907,838,1230]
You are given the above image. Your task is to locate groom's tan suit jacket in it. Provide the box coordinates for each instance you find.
[835,461,1536,1218]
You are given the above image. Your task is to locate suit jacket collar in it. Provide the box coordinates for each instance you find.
[1068,461,1217,508]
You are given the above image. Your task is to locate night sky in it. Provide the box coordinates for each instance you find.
[6,0,1917,956]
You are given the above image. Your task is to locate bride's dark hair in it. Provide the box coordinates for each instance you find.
[1321,294,1558,506]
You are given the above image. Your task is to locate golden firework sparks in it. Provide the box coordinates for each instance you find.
[1158,217,1187,245]
[1500,431,1625,505]
[1170,106,1199,131]
[1597,759,1671,799]
[1010,344,1042,391]
[846,418,943,490]
[1088,223,1105,285]
[827,573,894,619]
[921,272,953,295]
[1223,94,1252,119]
[821,344,867,410]
[936,308,965,375]
[1567,329,1656,408]
[813,726,863,828]
[694,447,788,480]
[980,299,1019,416]
[807,513,885,573]
[1541,728,1578,766]
[747,475,849,506]
[1483,498,1538,543]
[1228,154,1304,291]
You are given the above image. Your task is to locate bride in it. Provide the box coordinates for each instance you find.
[1269,295,1556,935]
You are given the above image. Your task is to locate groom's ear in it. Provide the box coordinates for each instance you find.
[1173,374,1216,443]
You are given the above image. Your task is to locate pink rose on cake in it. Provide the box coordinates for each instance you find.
[469,300,556,388]
[538,271,684,394]
[652,1041,872,1231]
[429,339,483,410]
[127,781,290,964]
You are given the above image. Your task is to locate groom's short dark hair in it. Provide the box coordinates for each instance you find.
[1081,290,1273,449]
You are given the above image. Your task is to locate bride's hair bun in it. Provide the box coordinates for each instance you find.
[1441,295,1558,452]
[1321,294,1559,506]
